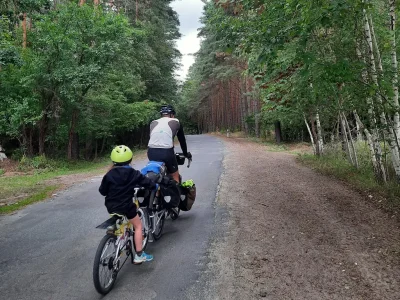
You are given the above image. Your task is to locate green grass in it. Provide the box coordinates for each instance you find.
[248,136,312,155]
[298,152,400,211]
[0,150,146,214]
[0,157,113,214]
[248,137,289,151]
[0,186,59,214]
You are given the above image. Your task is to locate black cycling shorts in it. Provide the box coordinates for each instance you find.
[147,147,178,174]
[109,203,137,220]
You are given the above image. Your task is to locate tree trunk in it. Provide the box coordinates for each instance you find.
[364,9,400,181]
[274,121,282,144]
[94,139,98,160]
[341,113,354,165]
[315,111,324,155]
[389,0,400,143]
[342,112,359,168]
[255,113,260,138]
[304,115,316,155]
[68,109,79,160]
[136,0,139,22]
[26,127,34,156]
[79,0,85,6]
[310,114,319,154]
[356,43,386,181]
[100,137,107,154]
[22,125,28,155]
[22,13,27,48]
[240,80,247,132]
[368,15,384,75]
[345,113,359,169]
[354,111,387,183]
[73,133,79,159]
[246,77,252,134]
[85,134,93,160]
[38,115,47,155]
[356,118,363,141]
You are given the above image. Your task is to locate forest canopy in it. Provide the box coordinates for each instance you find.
[0,0,180,160]
[180,0,400,184]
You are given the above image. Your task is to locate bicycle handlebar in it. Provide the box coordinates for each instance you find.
[176,152,192,168]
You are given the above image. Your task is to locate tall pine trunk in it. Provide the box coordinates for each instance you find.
[22,13,27,48]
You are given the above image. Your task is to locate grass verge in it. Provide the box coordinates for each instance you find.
[0,185,59,214]
[0,157,114,214]
[298,153,400,212]
[248,137,312,154]
[0,149,147,214]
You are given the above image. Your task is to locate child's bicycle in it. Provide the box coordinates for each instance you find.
[93,188,150,295]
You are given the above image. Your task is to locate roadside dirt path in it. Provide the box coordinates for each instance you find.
[195,138,400,300]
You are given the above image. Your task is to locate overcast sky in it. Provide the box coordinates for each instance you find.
[171,0,204,81]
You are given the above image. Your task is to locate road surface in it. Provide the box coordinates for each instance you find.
[0,135,223,300]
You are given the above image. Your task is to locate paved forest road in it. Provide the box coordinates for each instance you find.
[0,135,224,300]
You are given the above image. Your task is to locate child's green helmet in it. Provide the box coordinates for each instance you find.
[111,145,133,163]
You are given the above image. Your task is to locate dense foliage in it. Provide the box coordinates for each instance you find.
[0,0,180,159]
[181,0,400,183]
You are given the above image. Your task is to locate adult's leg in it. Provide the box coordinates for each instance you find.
[170,171,180,183]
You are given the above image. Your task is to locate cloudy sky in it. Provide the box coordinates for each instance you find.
[171,0,205,81]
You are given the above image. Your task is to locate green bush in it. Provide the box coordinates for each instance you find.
[10,147,25,161]
[18,155,57,172]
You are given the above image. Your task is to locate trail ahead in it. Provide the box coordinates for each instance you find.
[1,135,400,300]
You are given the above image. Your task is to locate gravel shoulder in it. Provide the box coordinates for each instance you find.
[192,137,400,300]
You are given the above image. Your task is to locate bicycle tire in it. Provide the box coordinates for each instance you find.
[139,208,150,251]
[152,212,165,240]
[170,207,180,220]
[93,234,119,295]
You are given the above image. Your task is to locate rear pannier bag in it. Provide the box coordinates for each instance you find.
[160,179,181,208]
[136,188,150,207]
[179,180,196,211]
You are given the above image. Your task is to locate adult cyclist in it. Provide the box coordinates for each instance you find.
[147,105,192,183]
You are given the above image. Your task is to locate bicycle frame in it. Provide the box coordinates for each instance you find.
[107,189,149,268]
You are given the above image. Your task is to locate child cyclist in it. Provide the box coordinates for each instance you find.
[99,145,155,264]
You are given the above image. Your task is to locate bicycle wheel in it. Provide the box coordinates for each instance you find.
[93,234,119,295]
[170,207,180,220]
[139,208,149,251]
[152,211,165,240]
